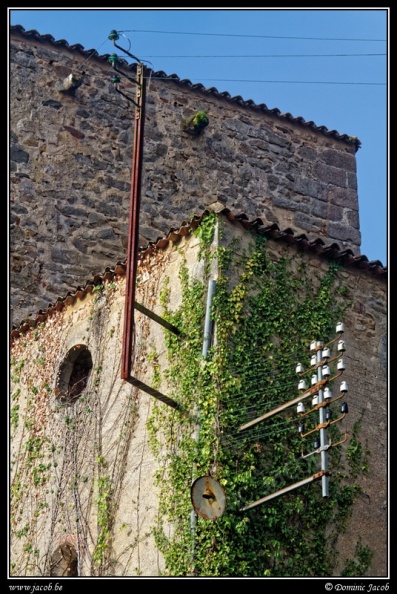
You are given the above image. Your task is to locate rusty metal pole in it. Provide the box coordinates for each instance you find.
[121,63,146,380]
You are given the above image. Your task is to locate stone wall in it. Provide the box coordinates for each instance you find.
[10,27,361,328]
[263,236,387,577]
[216,214,387,576]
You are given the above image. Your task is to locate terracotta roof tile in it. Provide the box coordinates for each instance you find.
[10,204,387,339]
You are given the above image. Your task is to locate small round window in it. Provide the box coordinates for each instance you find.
[55,344,93,404]
[49,540,78,577]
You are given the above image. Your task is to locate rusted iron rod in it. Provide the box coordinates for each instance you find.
[121,64,146,380]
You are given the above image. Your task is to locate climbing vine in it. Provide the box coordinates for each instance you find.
[148,212,371,577]
[9,281,142,576]
[10,212,374,577]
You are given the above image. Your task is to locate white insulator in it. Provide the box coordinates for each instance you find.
[322,365,331,377]
[322,347,331,359]
[298,379,307,391]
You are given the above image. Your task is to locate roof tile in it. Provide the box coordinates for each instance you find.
[10,204,387,339]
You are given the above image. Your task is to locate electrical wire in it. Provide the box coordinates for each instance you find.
[121,29,386,43]
[146,76,385,86]
[143,53,386,59]
[217,391,387,424]
[222,416,294,438]
[73,37,111,74]
[106,29,386,88]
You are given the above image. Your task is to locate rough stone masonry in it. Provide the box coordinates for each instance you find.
[10,27,360,327]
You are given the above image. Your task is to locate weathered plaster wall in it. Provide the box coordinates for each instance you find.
[10,28,361,327]
[10,235,202,577]
[10,216,387,576]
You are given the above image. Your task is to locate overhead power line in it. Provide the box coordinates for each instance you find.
[148,76,385,86]
[122,29,386,42]
[144,53,386,58]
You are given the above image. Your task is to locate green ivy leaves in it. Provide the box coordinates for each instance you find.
[148,213,370,577]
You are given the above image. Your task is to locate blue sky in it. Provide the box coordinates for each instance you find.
[8,8,389,266]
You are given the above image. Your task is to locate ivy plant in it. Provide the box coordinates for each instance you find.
[147,212,371,577]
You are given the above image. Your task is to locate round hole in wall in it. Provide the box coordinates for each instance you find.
[55,344,93,405]
[49,540,78,577]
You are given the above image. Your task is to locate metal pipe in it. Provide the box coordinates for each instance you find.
[202,280,217,357]
[241,470,328,511]
[316,341,329,497]
[125,377,179,409]
[121,64,146,380]
[190,278,217,571]
[239,382,325,431]
[134,301,181,335]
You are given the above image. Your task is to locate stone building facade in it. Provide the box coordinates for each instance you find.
[9,208,387,576]
[10,25,364,328]
[9,25,388,578]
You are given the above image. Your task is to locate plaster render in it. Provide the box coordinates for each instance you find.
[10,215,387,576]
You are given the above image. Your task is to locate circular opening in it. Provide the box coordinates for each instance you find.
[49,541,78,577]
[55,344,93,405]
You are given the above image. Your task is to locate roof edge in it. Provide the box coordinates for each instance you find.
[10,202,387,339]
[10,24,361,151]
